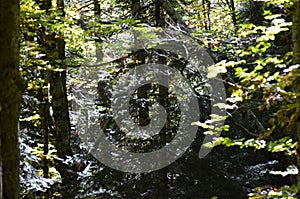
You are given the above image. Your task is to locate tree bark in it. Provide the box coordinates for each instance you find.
[51,0,72,156]
[49,0,75,197]
[0,0,24,198]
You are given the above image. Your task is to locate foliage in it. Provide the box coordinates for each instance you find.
[18,0,299,198]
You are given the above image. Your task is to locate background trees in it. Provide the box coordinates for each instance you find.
[12,0,300,198]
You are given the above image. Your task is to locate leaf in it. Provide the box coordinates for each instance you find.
[223,125,230,131]
[235,67,243,75]
[191,121,213,129]
[264,14,281,20]
[254,65,263,71]
[20,114,40,121]
[213,103,237,110]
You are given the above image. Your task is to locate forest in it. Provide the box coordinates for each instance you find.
[0,0,300,198]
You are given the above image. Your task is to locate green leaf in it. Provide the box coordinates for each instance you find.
[235,67,243,75]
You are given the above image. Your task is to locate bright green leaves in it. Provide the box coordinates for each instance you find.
[20,113,41,122]
[230,50,292,107]
[254,57,283,68]
[207,60,246,78]
[199,2,298,177]
[235,67,247,76]
[214,137,241,147]
[266,137,297,154]
[237,15,291,57]
[213,136,297,155]
[264,14,282,20]
[192,114,228,141]
[249,184,299,199]
[257,17,292,42]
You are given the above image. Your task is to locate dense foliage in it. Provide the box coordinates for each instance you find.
[12,0,300,198]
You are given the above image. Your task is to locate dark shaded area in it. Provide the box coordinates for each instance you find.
[18,42,296,198]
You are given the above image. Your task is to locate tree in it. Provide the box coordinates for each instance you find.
[17,0,300,197]
[0,0,24,198]
[49,0,75,197]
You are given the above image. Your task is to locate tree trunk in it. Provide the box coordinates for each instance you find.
[51,2,70,153]
[0,0,24,198]
[38,81,51,199]
[157,53,169,199]
[225,0,237,28]
[292,0,300,187]
[49,0,75,197]
[202,0,211,31]
[230,0,236,27]
[94,0,103,61]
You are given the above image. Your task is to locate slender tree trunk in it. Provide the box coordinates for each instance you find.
[137,53,149,128]
[158,85,169,199]
[51,1,72,158]
[35,0,52,197]
[38,81,50,199]
[292,0,300,187]
[49,0,75,197]
[0,0,24,198]
[94,0,103,61]
[202,0,211,31]
[155,0,162,26]
[230,0,236,27]
[206,0,211,30]
[158,53,169,199]
[225,0,237,28]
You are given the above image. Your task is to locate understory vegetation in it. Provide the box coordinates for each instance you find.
[3,0,300,198]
